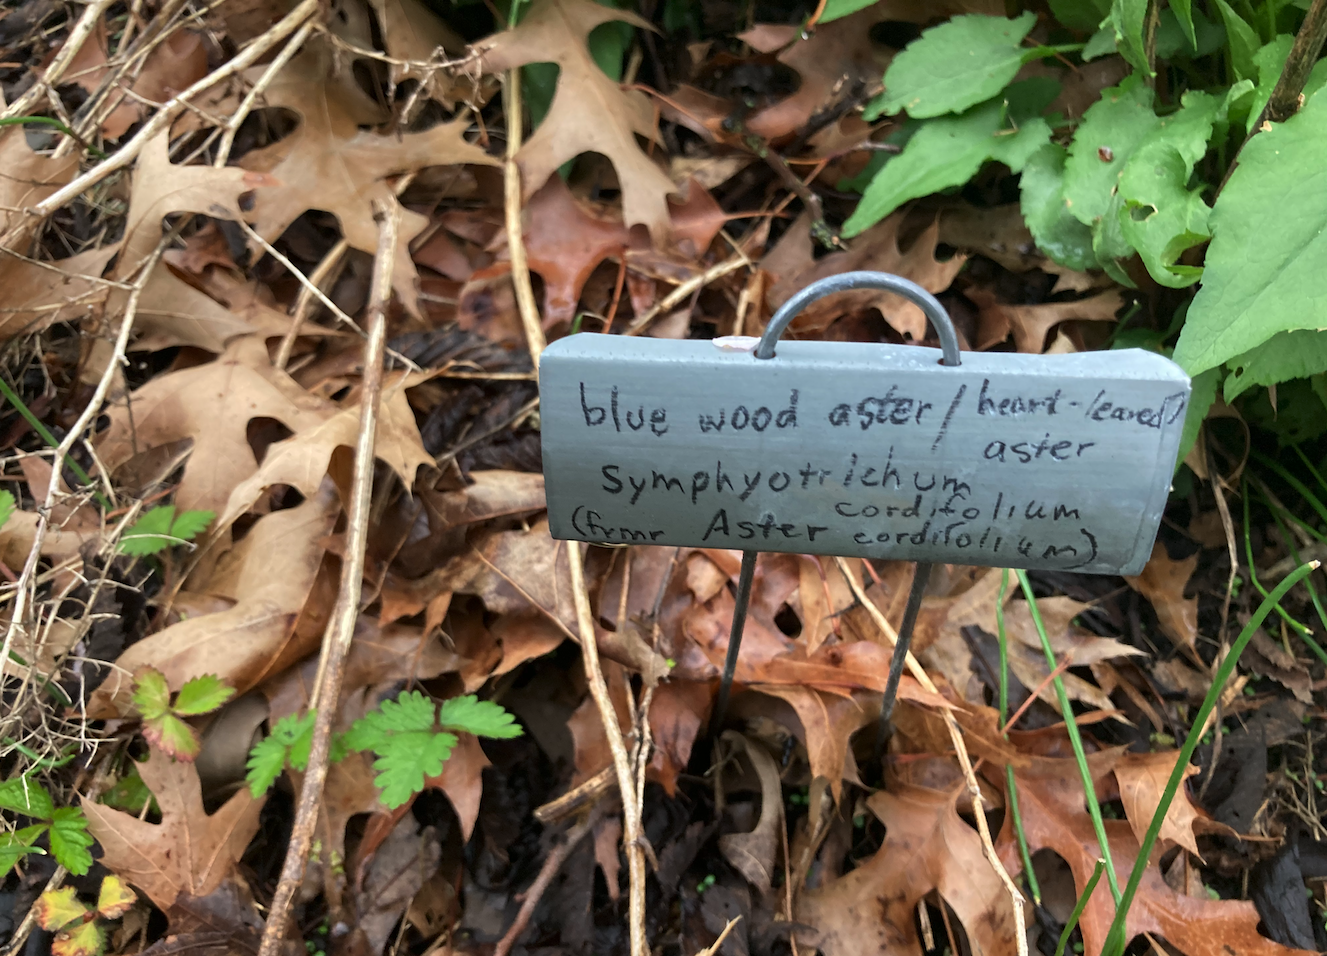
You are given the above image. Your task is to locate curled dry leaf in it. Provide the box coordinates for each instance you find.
[367,0,468,106]
[717,732,783,905]
[797,780,1020,956]
[86,481,340,717]
[967,287,1125,354]
[753,686,875,800]
[1125,540,1200,650]
[81,747,263,920]
[475,0,677,241]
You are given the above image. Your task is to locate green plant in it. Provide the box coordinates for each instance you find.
[341,691,524,809]
[131,669,235,760]
[33,877,136,956]
[245,710,318,796]
[842,1,1327,454]
[0,775,93,877]
[118,505,216,556]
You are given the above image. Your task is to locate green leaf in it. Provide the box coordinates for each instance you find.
[0,776,55,819]
[817,0,878,24]
[131,668,172,722]
[1048,0,1111,32]
[844,96,1050,236]
[99,769,153,815]
[1063,76,1158,227]
[34,886,89,931]
[246,711,317,796]
[1170,0,1196,49]
[343,690,438,753]
[172,674,234,716]
[95,875,137,920]
[1224,331,1327,400]
[0,827,45,878]
[143,713,202,761]
[1082,25,1117,60]
[371,731,457,809]
[48,806,94,875]
[118,506,177,556]
[1020,144,1099,271]
[1109,0,1150,74]
[868,12,1037,119]
[1173,91,1327,375]
[438,696,524,738]
[168,509,215,544]
[0,490,15,531]
[1214,0,1260,81]
[1176,367,1219,471]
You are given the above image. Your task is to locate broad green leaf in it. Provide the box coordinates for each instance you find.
[0,776,55,819]
[370,731,457,809]
[1063,76,1158,227]
[51,920,104,956]
[1048,0,1111,32]
[95,875,137,919]
[48,806,94,875]
[1020,144,1099,271]
[817,0,878,23]
[1225,331,1327,400]
[143,712,201,761]
[118,505,177,556]
[168,508,215,544]
[130,668,172,721]
[844,97,1050,236]
[1091,190,1138,286]
[1109,0,1150,74]
[868,13,1036,119]
[1170,0,1196,48]
[1176,367,1219,471]
[438,696,524,738]
[172,674,234,716]
[1213,0,1260,81]
[1173,92,1327,375]
[0,490,15,530]
[34,886,89,931]
[1082,25,1117,60]
[0,828,45,878]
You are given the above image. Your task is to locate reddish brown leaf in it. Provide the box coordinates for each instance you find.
[1125,541,1200,650]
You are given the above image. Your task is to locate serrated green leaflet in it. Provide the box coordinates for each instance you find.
[868,13,1036,120]
[438,695,524,738]
[48,807,93,875]
[144,713,201,761]
[131,669,172,721]
[844,96,1050,237]
[119,506,216,556]
[172,674,234,716]
[1064,76,1158,227]
[246,711,317,796]
[1225,331,1327,401]
[1174,92,1327,375]
[344,690,437,754]
[1020,144,1099,271]
[0,776,54,818]
[370,731,457,809]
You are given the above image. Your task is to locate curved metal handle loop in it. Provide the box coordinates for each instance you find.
[756,270,961,367]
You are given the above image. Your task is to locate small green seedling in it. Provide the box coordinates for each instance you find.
[131,669,235,761]
[118,505,215,556]
[34,877,136,956]
[0,776,92,877]
[246,710,318,796]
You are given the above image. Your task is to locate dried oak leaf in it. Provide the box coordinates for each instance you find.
[998,753,1310,956]
[475,0,677,242]
[86,482,340,717]
[0,245,119,340]
[797,780,1019,956]
[1125,540,1199,651]
[96,335,334,515]
[0,121,77,233]
[368,0,468,106]
[81,747,263,918]
[1113,750,1236,858]
[966,286,1124,354]
[762,211,966,341]
[240,44,498,315]
[718,732,783,904]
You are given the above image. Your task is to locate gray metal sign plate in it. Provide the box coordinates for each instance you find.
[539,336,1190,576]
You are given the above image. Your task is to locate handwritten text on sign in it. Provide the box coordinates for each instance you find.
[539,338,1190,575]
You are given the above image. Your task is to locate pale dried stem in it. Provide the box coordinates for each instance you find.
[0,0,321,252]
[256,203,399,956]
[835,557,1027,956]
[1,0,118,120]
[503,68,545,367]
[493,799,609,956]
[624,256,749,335]
[236,218,362,333]
[214,20,316,168]
[0,236,168,701]
[275,238,348,370]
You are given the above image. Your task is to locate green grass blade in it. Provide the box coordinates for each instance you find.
[1242,479,1312,636]
[1055,858,1105,956]
[996,568,1041,903]
[1100,561,1318,956]
[1016,569,1121,903]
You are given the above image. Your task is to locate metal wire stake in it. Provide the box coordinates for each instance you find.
[710,549,758,733]
[876,560,932,762]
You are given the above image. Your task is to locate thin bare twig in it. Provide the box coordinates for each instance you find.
[214,21,316,168]
[504,68,545,364]
[835,557,1028,956]
[255,202,399,956]
[624,256,749,336]
[1,0,118,120]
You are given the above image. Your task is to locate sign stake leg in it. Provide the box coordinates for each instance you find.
[876,560,931,762]
[711,549,758,734]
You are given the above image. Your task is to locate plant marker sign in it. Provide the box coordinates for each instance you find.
[538,272,1190,724]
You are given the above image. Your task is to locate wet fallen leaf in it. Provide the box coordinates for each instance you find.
[1125,541,1200,651]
